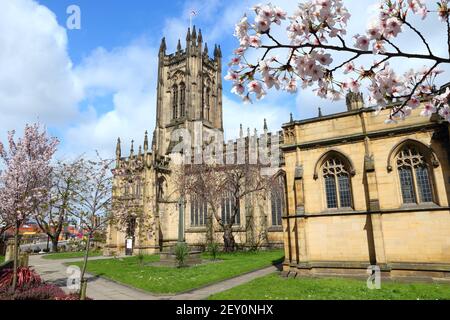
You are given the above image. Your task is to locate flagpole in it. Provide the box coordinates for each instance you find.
[189,9,197,31]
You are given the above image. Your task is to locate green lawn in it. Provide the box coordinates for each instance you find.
[71,250,284,294]
[43,250,103,260]
[209,273,450,300]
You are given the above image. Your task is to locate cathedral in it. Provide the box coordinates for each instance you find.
[105,27,285,255]
[105,27,450,281]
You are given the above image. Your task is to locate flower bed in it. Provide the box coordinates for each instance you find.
[0,266,88,300]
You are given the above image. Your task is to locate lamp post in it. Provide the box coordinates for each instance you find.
[178,196,185,244]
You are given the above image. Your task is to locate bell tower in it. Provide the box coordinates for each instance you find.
[153,26,223,157]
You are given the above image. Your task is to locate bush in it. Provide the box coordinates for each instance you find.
[207,242,220,260]
[0,267,42,292]
[137,253,145,267]
[13,284,66,300]
[174,243,189,268]
[0,266,91,300]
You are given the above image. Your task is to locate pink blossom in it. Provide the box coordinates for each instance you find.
[224,71,239,81]
[228,56,241,66]
[231,82,245,96]
[317,53,333,66]
[249,35,262,48]
[344,78,360,93]
[439,105,450,120]
[343,62,355,74]
[384,18,402,38]
[408,96,420,109]
[354,34,370,50]
[234,47,246,56]
[420,102,436,117]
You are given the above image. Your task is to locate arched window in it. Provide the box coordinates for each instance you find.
[172,85,178,119]
[157,176,166,201]
[271,175,285,226]
[202,86,210,121]
[123,182,130,197]
[397,146,434,204]
[322,158,353,209]
[221,193,240,225]
[179,83,186,117]
[190,197,207,227]
[206,87,211,121]
[135,182,142,198]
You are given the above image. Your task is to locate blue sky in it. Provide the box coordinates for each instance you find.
[0,0,447,159]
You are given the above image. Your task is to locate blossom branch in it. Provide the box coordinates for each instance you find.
[227,0,450,123]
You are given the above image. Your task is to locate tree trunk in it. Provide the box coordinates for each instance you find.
[51,236,59,253]
[206,212,214,245]
[79,233,92,300]
[11,223,19,293]
[223,225,235,252]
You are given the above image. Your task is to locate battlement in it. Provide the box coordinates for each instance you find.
[159,25,221,67]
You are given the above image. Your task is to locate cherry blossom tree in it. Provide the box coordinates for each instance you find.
[0,123,58,292]
[35,159,84,253]
[227,0,450,123]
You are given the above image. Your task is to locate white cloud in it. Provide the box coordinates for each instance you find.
[62,41,159,159]
[0,0,82,133]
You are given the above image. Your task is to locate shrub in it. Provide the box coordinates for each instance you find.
[0,267,42,292]
[174,243,189,268]
[13,284,66,300]
[207,242,220,260]
[137,253,145,267]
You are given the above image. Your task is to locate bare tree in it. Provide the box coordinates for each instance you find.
[183,162,271,252]
[35,159,83,252]
[67,156,113,300]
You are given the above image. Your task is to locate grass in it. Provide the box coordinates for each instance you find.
[43,250,103,260]
[71,250,284,294]
[0,256,4,263]
[208,273,450,300]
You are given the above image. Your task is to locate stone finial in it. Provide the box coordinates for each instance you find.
[204,43,208,55]
[186,27,191,41]
[138,145,142,158]
[130,140,134,158]
[247,127,251,137]
[263,118,268,132]
[116,138,121,159]
[191,25,197,41]
[239,124,244,138]
[198,29,203,44]
[290,113,294,123]
[177,39,182,52]
[217,45,222,58]
[159,37,166,53]
[318,107,323,117]
[346,92,364,111]
[144,130,149,152]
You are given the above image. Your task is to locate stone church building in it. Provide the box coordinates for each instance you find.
[106,27,450,280]
[105,27,285,255]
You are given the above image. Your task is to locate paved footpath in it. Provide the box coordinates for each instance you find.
[29,255,278,300]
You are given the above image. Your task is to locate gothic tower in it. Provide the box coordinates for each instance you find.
[153,26,223,157]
